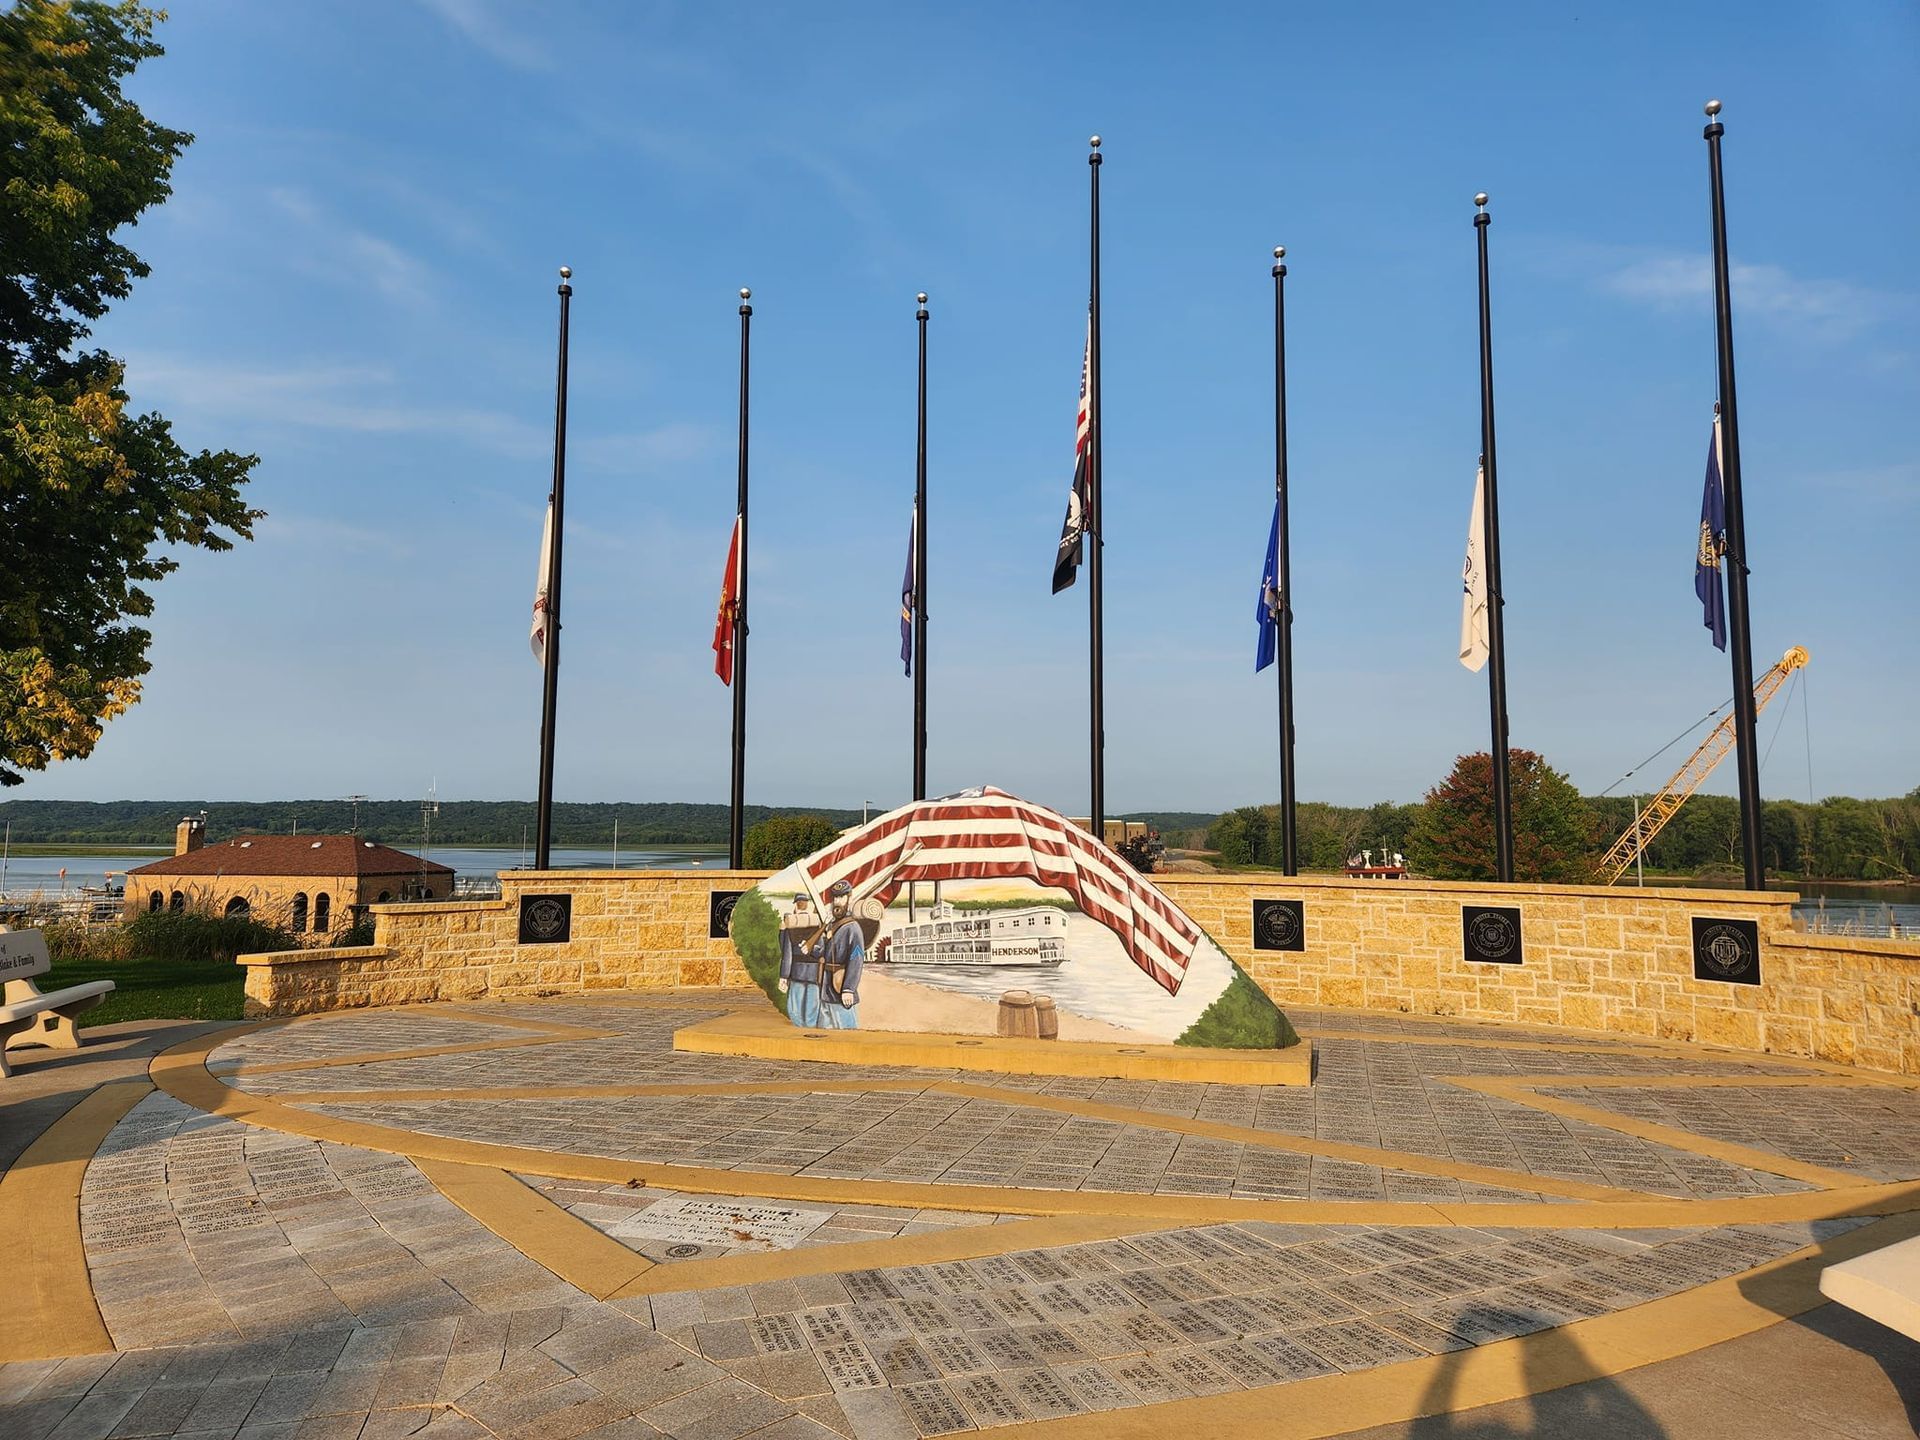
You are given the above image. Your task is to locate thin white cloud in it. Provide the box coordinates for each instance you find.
[413,0,554,71]
[269,188,432,305]
[1600,253,1900,343]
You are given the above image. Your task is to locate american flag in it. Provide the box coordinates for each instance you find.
[713,515,742,684]
[1051,316,1093,594]
[795,786,1201,995]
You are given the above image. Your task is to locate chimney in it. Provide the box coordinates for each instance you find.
[175,817,205,856]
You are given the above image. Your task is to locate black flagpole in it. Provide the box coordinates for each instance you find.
[534,265,572,870]
[1087,135,1106,840]
[1473,194,1515,883]
[913,292,930,801]
[729,288,751,869]
[1271,246,1298,876]
[1704,99,1765,891]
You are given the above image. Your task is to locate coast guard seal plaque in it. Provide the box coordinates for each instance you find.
[1251,899,1306,952]
[709,890,746,939]
[1462,905,1523,965]
[1691,916,1760,986]
[517,893,572,945]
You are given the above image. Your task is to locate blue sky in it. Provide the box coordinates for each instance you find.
[20,0,1917,814]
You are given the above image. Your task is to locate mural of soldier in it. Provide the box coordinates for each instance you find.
[776,895,822,1026]
[808,879,865,1029]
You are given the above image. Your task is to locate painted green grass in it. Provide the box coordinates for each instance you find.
[1175,965,1300,1050]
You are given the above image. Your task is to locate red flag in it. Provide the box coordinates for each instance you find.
[712,515,741,684]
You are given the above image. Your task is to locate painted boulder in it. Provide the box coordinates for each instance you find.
[728,787,1298,1049]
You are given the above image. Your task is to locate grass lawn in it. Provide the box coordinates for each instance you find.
[42,952,245,1026]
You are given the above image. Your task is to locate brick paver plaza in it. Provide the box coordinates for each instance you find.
[4,994,1918,1439]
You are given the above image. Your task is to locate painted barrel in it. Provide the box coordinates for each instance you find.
[1034,994,1059,1041]
[996,990,1038,1039]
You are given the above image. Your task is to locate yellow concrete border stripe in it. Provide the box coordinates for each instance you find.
[264,1079,940,1105]
[413,1158,654,1301]
[147,1026,1920,1231]
[989,1208,1920,1438]
[0,1079,152,1363]
[931,1080,1656,1204]
[1451,1075,1867,1190]
[605,1215,1172,1299]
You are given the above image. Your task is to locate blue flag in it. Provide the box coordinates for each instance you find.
[900,506,916,676]
[1695,412,1727,651]
[1255,500,1281,672]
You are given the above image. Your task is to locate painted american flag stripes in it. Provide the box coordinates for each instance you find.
[796,787,1201,994]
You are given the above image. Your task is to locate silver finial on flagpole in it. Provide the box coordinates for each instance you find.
[1089,135,1101,148]
[917,292,928,305]
[1474,192,1489,208]
[558,266,571,279]
[739,287,751,300]
[1273,246,1286,260]
[1705,98,1722,117]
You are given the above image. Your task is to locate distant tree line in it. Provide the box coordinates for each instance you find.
[1206,757,1919,883]
[0,799,864,848]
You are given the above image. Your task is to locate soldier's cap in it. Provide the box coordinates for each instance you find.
[828,880,853,898]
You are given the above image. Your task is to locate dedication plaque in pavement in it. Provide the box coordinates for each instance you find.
[608,1196,831,1251]
[709,889,746,939]
[1691,915,1760,985]
[1462,905,1523,965]
[517,893,572,944]
[1252,898,1306,951]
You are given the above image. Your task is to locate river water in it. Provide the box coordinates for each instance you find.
[0,844,728,897]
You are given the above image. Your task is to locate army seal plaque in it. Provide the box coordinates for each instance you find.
[1251,898,1306,952]
[1691,916,1760,986]
[709,890,746,939]
[1462,905,1523,965]
[517,893,572,945]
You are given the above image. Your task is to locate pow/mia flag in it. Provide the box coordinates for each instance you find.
[1695,407,1728,652]
[1052,315,1093,593]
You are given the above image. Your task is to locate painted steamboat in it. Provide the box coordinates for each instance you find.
[880,901,1068,967]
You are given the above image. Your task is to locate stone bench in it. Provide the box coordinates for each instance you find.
[1,928,115,1079]
[1820,1236,1920,1342]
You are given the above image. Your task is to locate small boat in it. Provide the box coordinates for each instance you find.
[881,901,1068,967]
[1343,849,1408,880]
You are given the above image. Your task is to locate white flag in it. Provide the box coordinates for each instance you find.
[1459,463,1490,672]
[530,500,553,664]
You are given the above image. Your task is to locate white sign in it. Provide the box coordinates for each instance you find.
[609,1197,833,1252]
[0,930,50,981]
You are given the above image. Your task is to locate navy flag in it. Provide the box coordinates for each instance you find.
[1051,315,1093,593]
[1695,408,1727,651]
[900,505,916,676]
[1255,500,1281,671]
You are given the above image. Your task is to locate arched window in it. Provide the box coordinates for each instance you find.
[377,890,392,904]
[149,891,163,913]
[224,896,250,918]
[169,891,185,913]
[314,893,331,932]
[290,893,308,933]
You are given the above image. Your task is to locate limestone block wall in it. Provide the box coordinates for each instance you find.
[241,869,768,1016]
[1150,873,1919,1074]
[236,866,1920,1076]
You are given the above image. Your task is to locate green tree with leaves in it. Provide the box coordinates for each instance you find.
[2,1,259,785]
[742,814,841,870]
[1410,749,1597,882]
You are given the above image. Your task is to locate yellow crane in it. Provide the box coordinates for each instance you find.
[1599,645,1810,885]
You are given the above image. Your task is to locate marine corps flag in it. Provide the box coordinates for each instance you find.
[1051,315,1093,593]
[712,515,741,684]
[1459,461,1490,672]
[529,499,553,664]
[1695,408,1728,651]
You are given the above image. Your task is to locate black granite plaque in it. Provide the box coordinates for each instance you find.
[709,889,746,939]
[1462,905,1523,965]
[1692,916,1760,985]
[1252,898,1306,952]
[517,893,572,944]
